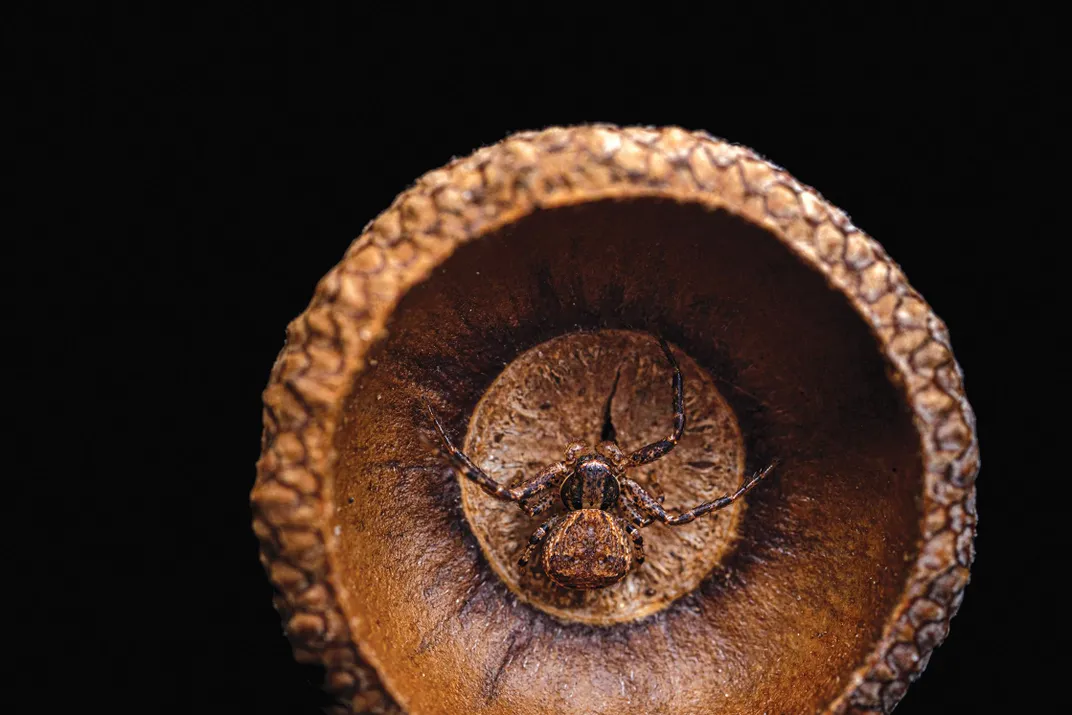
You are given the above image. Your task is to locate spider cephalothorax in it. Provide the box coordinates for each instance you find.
[428,337,777,591]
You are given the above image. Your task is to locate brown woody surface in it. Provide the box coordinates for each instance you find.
[252,125,979,714]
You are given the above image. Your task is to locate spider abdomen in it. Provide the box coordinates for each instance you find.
[542,510,632,590]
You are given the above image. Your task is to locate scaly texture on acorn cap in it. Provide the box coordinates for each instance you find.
[251,125,978,714]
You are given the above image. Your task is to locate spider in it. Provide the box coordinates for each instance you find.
[427,337,777,591]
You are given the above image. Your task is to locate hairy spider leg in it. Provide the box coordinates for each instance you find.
[519,488,557,518]
[426,402,570,503]
[628,337,686,467]
[597,440,627,466]
[620,461,778,526]
[620,497,650,528]
[518,515,563,567]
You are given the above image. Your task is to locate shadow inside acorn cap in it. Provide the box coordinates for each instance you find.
[331,198,921,714]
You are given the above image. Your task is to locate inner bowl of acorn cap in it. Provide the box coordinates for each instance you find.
[252,126,978,715]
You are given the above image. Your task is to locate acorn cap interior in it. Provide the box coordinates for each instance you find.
[252,126,978,715]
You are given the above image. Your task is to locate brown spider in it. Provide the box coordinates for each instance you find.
[427,337,777,591]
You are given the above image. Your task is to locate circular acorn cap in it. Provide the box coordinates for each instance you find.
[252,125,979,714]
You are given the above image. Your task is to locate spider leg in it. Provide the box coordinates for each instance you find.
[519,488,557,518]
[598,440,627,467]
[618,490,652,528]
[518,515,563,567]
[621,461,777,526]
[564,441,587,462]
[427,403,515,501]
[427,403,570,504]
[511,460,571,503]
[623,520,645,564]
[627,337,685,467]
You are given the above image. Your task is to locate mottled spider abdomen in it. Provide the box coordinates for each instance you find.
[542,510,633,590]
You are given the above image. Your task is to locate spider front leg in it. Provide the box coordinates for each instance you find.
[427,403,570,503]
[519,488,556,518]
[621,461,778,526]
[598,440,627,467]
[628,337,685,467]
[518,515,563,567]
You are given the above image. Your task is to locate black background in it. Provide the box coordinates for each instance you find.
[21,5,1058,714]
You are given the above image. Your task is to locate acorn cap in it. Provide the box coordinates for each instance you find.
[252,125,978,714]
